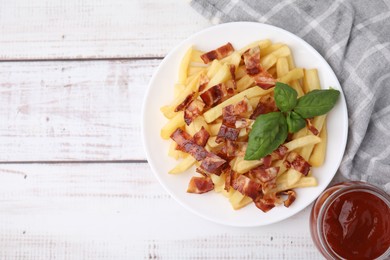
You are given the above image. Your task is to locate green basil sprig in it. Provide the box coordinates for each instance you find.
[245,112,287,160]
[294,89,340,118]
[244,82,340,160]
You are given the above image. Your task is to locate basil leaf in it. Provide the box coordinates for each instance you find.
[294,89,340,118]
[274,82,298,112]
[244,112,288,160]
[286,111,306,133]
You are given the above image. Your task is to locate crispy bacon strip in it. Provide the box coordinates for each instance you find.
[287,152,311,176]
[200,83,233,108]
[249,164,279,194]
[201,42,234,64]
[235,118,252,129]
[229,65,237,89]
[250,95,278,119]
[170,128,208,161]
[251,166,279,183]
[216,97,251,143]
[272,145,288,160]
[254,195,276,213]
[198,73,209,93]
[233,175,262,200]
[279,190,296,207]
[306,119,319,135]
[243,46,261,75]
[199,153,227,176]
[225,140,247,158]
[261,155,273,168]
[216,125,240,143]
[184,99,205,125]
[223,167,235,192]
[242,46,276,89]
[174,92,195,112]
[252,70,276,89]
[187,176,214,194]
[193,127,210,147]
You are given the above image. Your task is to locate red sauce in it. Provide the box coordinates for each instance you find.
[323,190,390,259]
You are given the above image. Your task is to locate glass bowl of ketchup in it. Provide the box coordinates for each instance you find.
[310,181,390,259]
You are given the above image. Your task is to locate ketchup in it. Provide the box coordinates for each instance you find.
[323,191,390,259]
[310,182,390,260]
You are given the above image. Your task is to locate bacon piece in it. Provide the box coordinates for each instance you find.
[261,155,273,168]
[201,43,234,64]
[232,97,252,115]
[251,166,279,183]
[223,167,235,192]
[193,127,210,147]
[195,167,208,177]
[252,70,276,89]
[198,73,209,93]
[184,99,205,125]
[225,140,247,158]
[287,152,311,176]
[235,118,252,129]
[232,175,262,200]
[229,65,237,89]
[279,190,296,207]
[273,145,288,160]
[243,46,261,76]
[187,176,214,194]
[306,119,319,135]
[175,92,195,112]
[216,124,240,143]
[199,153,227,176]
[254,195,276,213]
[250,165,279,193]
[250,95,278,119]
[242,46,276,89]
[170,128,208,161]
[200,83,233,108]
[216,97,252,143]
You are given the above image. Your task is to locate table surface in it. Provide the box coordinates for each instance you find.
[0,1,344,259]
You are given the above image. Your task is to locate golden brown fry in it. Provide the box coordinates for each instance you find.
[169,156,196,174]
[179,47,193,84]
[190,49,205,63]
[276,57,289,78]
[303,69,321,93]
[238,39,272,55]
[160,111,185,139]
[277,68,304,84]
[309,123,327,167]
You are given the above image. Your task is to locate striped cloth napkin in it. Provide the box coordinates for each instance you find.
[190,0,390,192]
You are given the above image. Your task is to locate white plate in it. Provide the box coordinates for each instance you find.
[142,22,348,227]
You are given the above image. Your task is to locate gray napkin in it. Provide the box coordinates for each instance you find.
[191,0,390,192]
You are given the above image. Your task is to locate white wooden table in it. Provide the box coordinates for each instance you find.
[0,1,343,258]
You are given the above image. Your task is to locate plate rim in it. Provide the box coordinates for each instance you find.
[142,21,349,227]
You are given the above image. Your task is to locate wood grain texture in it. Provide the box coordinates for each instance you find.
[0,0,211,60]
[0,163,322,259]
[0,59,158,161]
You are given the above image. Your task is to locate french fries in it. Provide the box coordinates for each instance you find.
[160,40,331,212]
[160,111,185,139]
[178,47,193,84]
[203,86,273,123]
[169,155,196,174]
[309,123,327,166]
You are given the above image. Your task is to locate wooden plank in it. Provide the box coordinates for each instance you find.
[0,59,159,161]
[0,163,321,259]
[0,0,211,60]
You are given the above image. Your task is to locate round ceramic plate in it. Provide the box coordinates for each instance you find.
[142,22,348,227]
